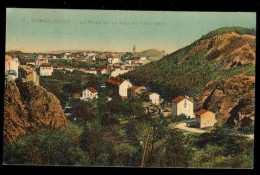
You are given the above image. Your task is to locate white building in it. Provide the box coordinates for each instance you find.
[119,80,133,98]
[36,55,48,67]
[139,56,147,61]
[40,63,53,76]
[106,77,133,99]
[108,57,121,64]
[81,87,98,100]
[63,55,68,59]
[171,96,195,118]
[110,69,129,77]
[195,109,217,128]
[85,69,97,75]
[96,68,107,75]
[5,55,19,79]
[125,60,133,65]
[148,92,160,105]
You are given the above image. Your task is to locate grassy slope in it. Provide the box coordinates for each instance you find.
[122,27,255,100]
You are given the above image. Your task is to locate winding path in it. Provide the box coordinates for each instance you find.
[168,122,254,140]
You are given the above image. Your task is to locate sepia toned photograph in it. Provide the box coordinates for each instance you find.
[4,8,255,168]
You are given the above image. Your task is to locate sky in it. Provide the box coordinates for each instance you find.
[6,8,256,53]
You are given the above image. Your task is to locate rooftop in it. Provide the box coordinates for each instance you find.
[41,63,52,67]
[195,109,208,116]
[88,87,98,93]
[106,77,124,86]
[171,96,186,104]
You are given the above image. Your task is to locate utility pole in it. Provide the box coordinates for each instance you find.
[141,127,152,167]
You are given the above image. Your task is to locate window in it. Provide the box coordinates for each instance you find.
[184,100,187,108]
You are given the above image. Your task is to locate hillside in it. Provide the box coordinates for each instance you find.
[134,49,166,60]
[122,26,255,126]
[4,80,67,142]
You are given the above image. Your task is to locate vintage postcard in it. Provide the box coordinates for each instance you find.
[4,8,255,168]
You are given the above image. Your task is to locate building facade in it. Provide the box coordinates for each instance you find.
[128,86,146,99]
[5,55,19,80]
[195,109,217,128]
[148,92,160,105]
[171,96,195,118]
[81,87,98,100]
[106,77,133,99]
[40,63,53,76]
[108,57,120,64]
[36,56,48,67]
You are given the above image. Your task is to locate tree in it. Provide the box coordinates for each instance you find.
[164,129,193,167]
[4,122,90,165]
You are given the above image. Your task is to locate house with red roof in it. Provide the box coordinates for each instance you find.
[96,67,107,75]
[195,109,217,128]
[171,95,195,118]
[128,86,146,99]
[106,77,132,99]
[81,87,98,101]
[107,53,121,64]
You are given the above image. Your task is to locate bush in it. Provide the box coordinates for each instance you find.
[4,122,89,165]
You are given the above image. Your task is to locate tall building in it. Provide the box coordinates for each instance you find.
[133,44,136,53]
[5,55,19,80]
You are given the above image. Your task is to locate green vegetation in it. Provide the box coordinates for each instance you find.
[4,95,253,167]
[122,52,223,100]
[122,27,255,100]
[4,27,255,167]
[191,127,253,168]
[40,69,106,107]
[171,114,189,123]
[134,49,166,61]
[4,122,89,165]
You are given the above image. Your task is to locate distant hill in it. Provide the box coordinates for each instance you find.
[122,26,255,127]
[134,49,166,60]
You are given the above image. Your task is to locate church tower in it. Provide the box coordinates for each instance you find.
[133,44,136,53]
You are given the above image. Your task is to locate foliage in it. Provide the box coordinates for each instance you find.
[171,114,188,123]
[40,69,103,107]
[122,27,255,100]
[4,122,90,165]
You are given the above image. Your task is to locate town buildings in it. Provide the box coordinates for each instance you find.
[107,54,121,64]
[96,68,107,75]
[110,69,129,77]
[36,55,48,67]
[128,86,146,99]
[106,77,133,99]
[171,96,195,118]
[81,87,98,100]
[40,63,54,76]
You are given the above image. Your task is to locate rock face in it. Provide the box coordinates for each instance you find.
[180,32,255,68]
[4,80,67,142]
[194,75,255,126]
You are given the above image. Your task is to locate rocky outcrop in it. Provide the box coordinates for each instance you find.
[4,79,67,142]
[182,32,255,68]
[194,75,255,126]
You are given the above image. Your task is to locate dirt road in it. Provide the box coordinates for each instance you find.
[168,122,254,140]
